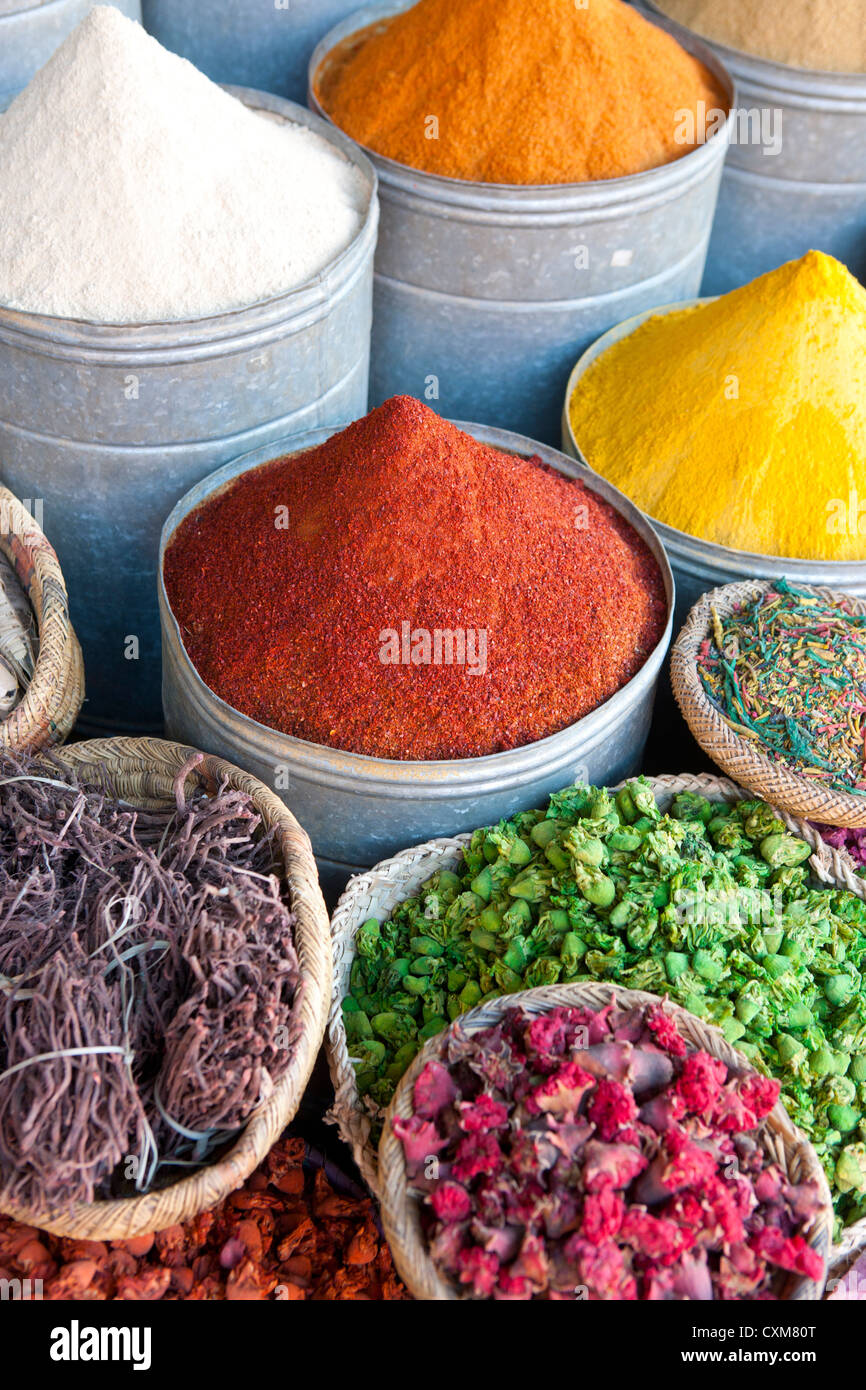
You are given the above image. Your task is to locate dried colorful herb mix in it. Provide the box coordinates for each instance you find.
[814,824,866,875]
[395,1000,824,1300]
[0,1136,409,1300]
[697,580,866,796]
[0,752,299,1211]
[344,778,866,1230]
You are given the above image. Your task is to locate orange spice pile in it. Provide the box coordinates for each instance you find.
[315,0,727,184]
[0,1137,409,1301]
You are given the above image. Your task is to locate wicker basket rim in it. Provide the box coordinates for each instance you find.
[0,735,332,1240]
[671,578,866,829]
[378,981,833,1302]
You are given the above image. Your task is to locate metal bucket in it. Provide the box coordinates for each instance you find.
[308,2,733,447]
[0,89,378,734]
[159,421,675,887]
[643,1,866,294]
[140,0,363,107]
[562,302,866,630]
[0,0,142,111]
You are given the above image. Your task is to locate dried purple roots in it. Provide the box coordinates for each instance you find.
[0,751,299,1211]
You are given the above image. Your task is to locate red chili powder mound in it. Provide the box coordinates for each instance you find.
[163,397,668,761]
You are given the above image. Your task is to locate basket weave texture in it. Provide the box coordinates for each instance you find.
[0,736,332,1240]
[0,485,83,753]
[378,982,833,1302]
[671,579,866,830]
[327,771,866,1275]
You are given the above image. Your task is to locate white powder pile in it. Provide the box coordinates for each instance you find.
[0,6,370,323]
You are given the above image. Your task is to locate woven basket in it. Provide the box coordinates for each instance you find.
[672,579,866,830]
[0,736,332,1240]
[0,485,84,753]
[327,771,866,1274]
[378,982,833,1301]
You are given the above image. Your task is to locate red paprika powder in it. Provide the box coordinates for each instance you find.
[163,397,667,761]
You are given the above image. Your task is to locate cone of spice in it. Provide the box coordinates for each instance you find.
[163,397,668,762]
[314,0,727,185]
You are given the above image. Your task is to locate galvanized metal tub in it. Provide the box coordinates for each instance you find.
[0,0,141,111]
[140,0,363,107]
[643,1,866,294]
[562,302,866,629]
[0,89,377,735]
[159,421,675,885]
[308,1,733,447]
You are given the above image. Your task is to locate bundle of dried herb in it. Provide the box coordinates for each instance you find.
[0,1136,410,1301]
[395,1000,825,1300]
[0,751,299,1211]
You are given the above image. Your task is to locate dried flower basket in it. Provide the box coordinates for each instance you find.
[0,736,332,1240]
[671,579,866,830]
[327,771,866,1276]
[0,484,84,752]
[378,981,833,1301]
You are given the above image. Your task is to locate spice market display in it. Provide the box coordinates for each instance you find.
[0,0,865,1320]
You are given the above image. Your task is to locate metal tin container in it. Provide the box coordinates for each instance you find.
[643,1,866,294]
[159,422,675,883]
[308,2,733,446]
[140,0,363,107]
[562,303,866,630]
[0,0,141,111]
[0,89,377,734]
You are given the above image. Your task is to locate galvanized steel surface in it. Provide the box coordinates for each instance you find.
[159,423,675,871]
[140,0,364,106]
[0,90,378,733]
[309,2,733,446]
[642,1,866,294]
[0,0,141,110]
[562,302,866,629]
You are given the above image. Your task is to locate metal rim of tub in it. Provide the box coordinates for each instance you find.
[671,578,866,830]
[561,299,866,599]
[307,0,734,209]
[0,86,378,350]
[325,770,865,1194]
[378,981,832,1302]
[0,735,332,1240]
[157,419,675,801]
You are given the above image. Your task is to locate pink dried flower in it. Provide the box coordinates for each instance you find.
[459,1093,510,1133]
[750,1228,824,1282]
[692,1175,745,1246]
[675,1051,727,1117]
[646,1004,688,1058]
[586,1078,639,1141]
[393,1115,449,1179]
[430,1182,472,1224]
[494,1272,533,1300]
[564,1237,637,1301]
[413,1060,459,1120]
[737,1073,780,1125]
[583,1140,648,1191]
[526,1061,595,1117]
[619,1209,695,1265]
[457,1246,500,1297]
[508,1231,550,1292]
[451,1133,504,1182]
[525,1013,570,1068]
[581,1188,625,1244]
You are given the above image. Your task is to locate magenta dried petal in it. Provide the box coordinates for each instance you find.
[430,1181,472,1224]
[587,1003,615,1045]
[674,1051,728,1118]
[646,1252,713,1302]
[639,1093,685,1134]
[583,1140,648,1191]
[645,1003,688,1058]
[586,1078,639,1141]
[509,1127,560,1179]
[736,1072,780,1124]
[526,1061,596,1117]
[750,1227,824,1282]
[457,1245,501,1297]
[564,1237,638,1301]
[413,1059,459,1120]
[525,1012,570,1069]
[619,1208,695,1266]
[429,1220,468,1273]
[717,1242,767,1299]
[458,1093,510,1133]
[547,1119,594,1162]
[508,1231,550,1293]
[393,1114,449,1179]
[493,1272,534,1300]
[471,1221,522,1263]
[451,1132,505,1182]
[572,1042,633,1082]
[540,1187,581,1241]
[581,1187,626,1244]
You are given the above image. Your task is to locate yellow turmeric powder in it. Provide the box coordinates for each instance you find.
[567,251,866,561]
